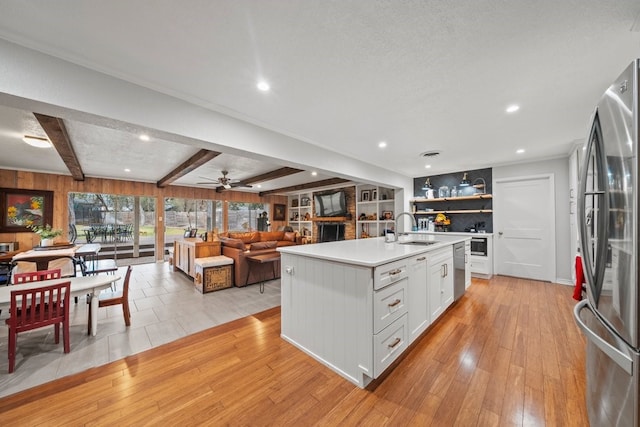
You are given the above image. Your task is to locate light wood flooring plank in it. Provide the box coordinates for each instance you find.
[0,276,588,425]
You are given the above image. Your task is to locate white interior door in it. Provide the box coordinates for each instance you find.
[494,174,556,281]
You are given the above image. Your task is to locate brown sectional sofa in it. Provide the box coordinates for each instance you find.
[219,231,299,287]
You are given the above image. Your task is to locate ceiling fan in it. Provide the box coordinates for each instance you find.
[197,170,252,190]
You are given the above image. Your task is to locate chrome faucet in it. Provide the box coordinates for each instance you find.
[384,212,418,242]
[390,212,417,242]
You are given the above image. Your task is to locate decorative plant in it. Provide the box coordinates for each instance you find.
[27,223,63,239]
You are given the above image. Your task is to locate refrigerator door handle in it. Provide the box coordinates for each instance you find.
[577,113,609,302]
[574,299,633,375]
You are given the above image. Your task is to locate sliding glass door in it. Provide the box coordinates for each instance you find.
[69,192,156,263]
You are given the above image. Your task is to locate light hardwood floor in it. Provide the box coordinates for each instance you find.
[0,275,588,426]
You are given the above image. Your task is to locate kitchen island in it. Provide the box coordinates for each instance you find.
[278,235,469,388]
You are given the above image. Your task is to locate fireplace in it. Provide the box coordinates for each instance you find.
[317,223,345,242]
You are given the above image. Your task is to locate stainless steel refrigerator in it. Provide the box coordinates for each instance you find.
[574,59,639,426]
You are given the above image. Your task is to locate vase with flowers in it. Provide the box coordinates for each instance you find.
[28,224,63,247]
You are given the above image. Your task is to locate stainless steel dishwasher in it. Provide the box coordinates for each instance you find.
[453,242,465,300]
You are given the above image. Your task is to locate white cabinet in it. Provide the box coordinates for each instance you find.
[428,246,454,322]
[469,234,493,279]
[465,240,471,289]
[408,253,429,342]
[280,242,458,389]
[287,192,313,241]
[356,184,395,238]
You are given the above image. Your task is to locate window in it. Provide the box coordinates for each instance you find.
[227,202,269,232]
[164,198,222,240]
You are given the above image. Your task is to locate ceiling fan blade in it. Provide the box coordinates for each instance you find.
[197,176,219,182]
[230,182,252,188]
[196,181,222,185]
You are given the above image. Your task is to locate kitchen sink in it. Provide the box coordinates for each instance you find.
[397,240,438,246]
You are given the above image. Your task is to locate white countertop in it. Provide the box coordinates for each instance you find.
[278,235,469,268]
[409,231,493,237]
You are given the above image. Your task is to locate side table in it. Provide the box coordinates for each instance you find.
[246,252,281,293]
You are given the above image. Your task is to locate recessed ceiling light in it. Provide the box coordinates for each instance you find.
[425,164,432,169]
[311,171,318,176]
[506,104,520,113]
[257,81,270,92]
[124,168,131,172]
[22,135,52,148]
[256,184,262,188]
[139,134,150,141]
[378,141,387,148]
[516,149,525,154]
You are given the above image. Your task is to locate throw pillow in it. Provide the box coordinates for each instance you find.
[220,238,245,250]
[228,231,260,243]
[283,231,297,242]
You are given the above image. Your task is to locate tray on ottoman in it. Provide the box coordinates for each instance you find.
[194,256,234,293]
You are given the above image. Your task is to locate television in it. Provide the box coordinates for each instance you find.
[314,190,347,217]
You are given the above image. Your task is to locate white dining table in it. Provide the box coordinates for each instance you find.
[0,274,121,336]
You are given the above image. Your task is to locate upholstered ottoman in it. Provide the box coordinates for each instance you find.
[194,256,234,293]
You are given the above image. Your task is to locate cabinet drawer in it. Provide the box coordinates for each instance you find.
[470,257,489,274]
[429,246,453,266]
[373,277,408,333]
[374,258,409,291]
[374,313,407,377]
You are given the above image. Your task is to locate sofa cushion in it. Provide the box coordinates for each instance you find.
[259,231,285,242]
[228,231,261,243]
[249,241,277,251]
[220,237,246,250]
[283,231,297,242]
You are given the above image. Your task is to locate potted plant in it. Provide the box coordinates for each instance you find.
[28,224,63,247]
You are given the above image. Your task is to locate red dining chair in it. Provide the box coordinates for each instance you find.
[13,269,62,284]
[87,265,132,335]
[6,281,71,373]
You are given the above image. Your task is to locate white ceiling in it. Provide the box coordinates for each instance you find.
[0,0,638,191]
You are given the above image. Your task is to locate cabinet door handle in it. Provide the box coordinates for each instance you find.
[388,337,401,349]
[389,269,402,276]
[388,299,401,308]
[416,257,426,262]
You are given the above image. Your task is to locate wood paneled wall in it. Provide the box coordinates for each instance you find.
[0,169,288,259]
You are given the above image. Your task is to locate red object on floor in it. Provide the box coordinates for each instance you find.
[574,255,585,301]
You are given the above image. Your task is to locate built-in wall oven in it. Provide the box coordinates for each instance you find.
[470,237,488,256]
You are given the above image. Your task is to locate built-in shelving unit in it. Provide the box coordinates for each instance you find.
[288,192,313,240]
[411,195,492,213]
[356,184,395,238]
[410,194,493,232]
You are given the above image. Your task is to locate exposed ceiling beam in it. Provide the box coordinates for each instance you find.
[241,167,304,185]
[34,113,84,181]
[157,149,221,188]
[258,178,351,196]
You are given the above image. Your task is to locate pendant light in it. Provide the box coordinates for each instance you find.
[459,172,471,186]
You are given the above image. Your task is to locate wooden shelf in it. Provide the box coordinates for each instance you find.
[415,210,493,215]
[411,194,492,203]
